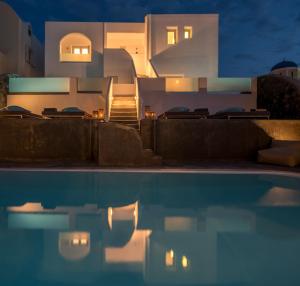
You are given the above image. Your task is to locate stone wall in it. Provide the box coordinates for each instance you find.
[140,119,300,162]
[0,118,299,166]
[0,119,161,166]
[0,119,95,163]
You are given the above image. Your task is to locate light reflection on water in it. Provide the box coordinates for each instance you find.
[0,171,300,286]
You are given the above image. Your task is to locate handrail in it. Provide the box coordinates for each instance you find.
[119,48,137,83]
[105,77,114,122]
[135,77,143,127]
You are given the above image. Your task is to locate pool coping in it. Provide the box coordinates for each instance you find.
[0,168,300,178]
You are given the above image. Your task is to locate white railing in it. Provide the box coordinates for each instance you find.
[135,77,143,125]
[106,77,114,122]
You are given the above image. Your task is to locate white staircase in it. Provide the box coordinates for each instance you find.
[109,84,139,129]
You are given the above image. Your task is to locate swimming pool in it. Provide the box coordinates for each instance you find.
[0,170,300,286]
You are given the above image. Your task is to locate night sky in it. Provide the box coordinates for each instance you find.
[3,0,300,77]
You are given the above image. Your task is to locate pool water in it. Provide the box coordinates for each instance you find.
[0,170,300,286]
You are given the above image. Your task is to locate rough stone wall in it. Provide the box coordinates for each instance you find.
[0,119,94,162]
[0,119,161,166]
[0,118,299,166]
[98,123,161,167]
[141,119,300,162]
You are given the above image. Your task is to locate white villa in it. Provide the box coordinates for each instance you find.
[0,2,43,77]
[4,2,257,126]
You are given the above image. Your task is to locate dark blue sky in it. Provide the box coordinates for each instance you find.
[3,0,300,76]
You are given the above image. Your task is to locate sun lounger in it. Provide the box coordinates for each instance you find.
[159,108,209,119]
[0,106,42,119]
[42,107,92,119]
[209,111,270,119]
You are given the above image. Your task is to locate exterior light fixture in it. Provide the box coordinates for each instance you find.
[145,111,156,119]
[145,106,156,119]
[93,109,105,121]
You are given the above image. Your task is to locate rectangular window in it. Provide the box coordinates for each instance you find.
[167,28,177,45]
[184,27,193,39]
[72,46,90,55]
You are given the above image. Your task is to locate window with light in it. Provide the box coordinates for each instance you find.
[184,27,193,39]
[60,33,92,62]
[167,28,177,45]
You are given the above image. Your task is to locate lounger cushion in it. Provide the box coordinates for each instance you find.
[167,107,190,113]
[62,107,83,113]
[258,145,300,167]
[1,105,30,112]
[216,107,245,114]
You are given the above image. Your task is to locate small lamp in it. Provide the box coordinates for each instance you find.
[93,110,99,119]
[93,109,105,121]
[98,109,105,121]
[145,106,156,119]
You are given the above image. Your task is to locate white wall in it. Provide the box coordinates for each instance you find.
[104,23,146,76]
[45,22,104,77]
[146,14,219,78]
[138,78,257,115]
[8,78,107,115]
[104,49,135,83]
[0,2,43,76]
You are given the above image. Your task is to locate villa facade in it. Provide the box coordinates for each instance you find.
[45,14,219,79]
[6,7,257,125]
[0,2,43,76]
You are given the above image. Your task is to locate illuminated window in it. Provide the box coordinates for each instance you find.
[167,28,177,45]
[72,46,90,55]
[184,27,193,39]
[165,249,175,267]
[60,33,92,62]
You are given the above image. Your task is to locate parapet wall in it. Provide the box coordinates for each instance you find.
[140,119,300,162]
[0,119,299,166]
[0,119,95,163]
[0,119,160,166]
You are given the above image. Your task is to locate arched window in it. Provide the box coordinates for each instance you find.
[60,33,92,62]
[59,232,90,261]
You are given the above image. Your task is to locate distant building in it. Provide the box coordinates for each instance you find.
[270,60,298,79]
[0,1,44,76]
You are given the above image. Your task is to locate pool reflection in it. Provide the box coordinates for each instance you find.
[1,171,300,285]
[2,199,300,285]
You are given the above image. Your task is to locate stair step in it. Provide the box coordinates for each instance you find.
[113,94,135,98]
[110,108,137,112]
[112,99,136,103]
[110,120,138,124]
[112,101,136,105]
[113,95,135,100]
[110,111,137,115]
[110,116,137,120]
[112,105,136,109]
[112,103,136,106]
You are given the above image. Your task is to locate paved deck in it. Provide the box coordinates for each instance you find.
[0,160,299,174]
